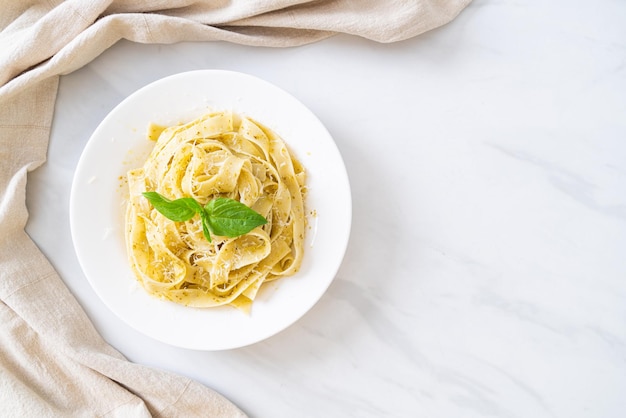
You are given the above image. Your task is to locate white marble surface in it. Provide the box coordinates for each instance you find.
[24,1,626,417]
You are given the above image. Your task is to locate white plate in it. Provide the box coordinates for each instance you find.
[70,70,351,350]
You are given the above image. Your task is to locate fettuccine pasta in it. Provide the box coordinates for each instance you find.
[125,111,306,312]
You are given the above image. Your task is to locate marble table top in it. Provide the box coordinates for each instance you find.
[25,1,626,417]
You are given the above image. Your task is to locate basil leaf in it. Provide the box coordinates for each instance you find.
[142,192,201,222]
[199,210,213,243]
[142,192,266,243]
[204,197,267,237]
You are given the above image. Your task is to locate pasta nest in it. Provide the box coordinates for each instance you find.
[125,111,306,312]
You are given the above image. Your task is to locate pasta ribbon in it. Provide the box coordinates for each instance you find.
[125,111,306,312]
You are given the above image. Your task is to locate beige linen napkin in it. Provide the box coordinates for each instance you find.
[0,1,470,416]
